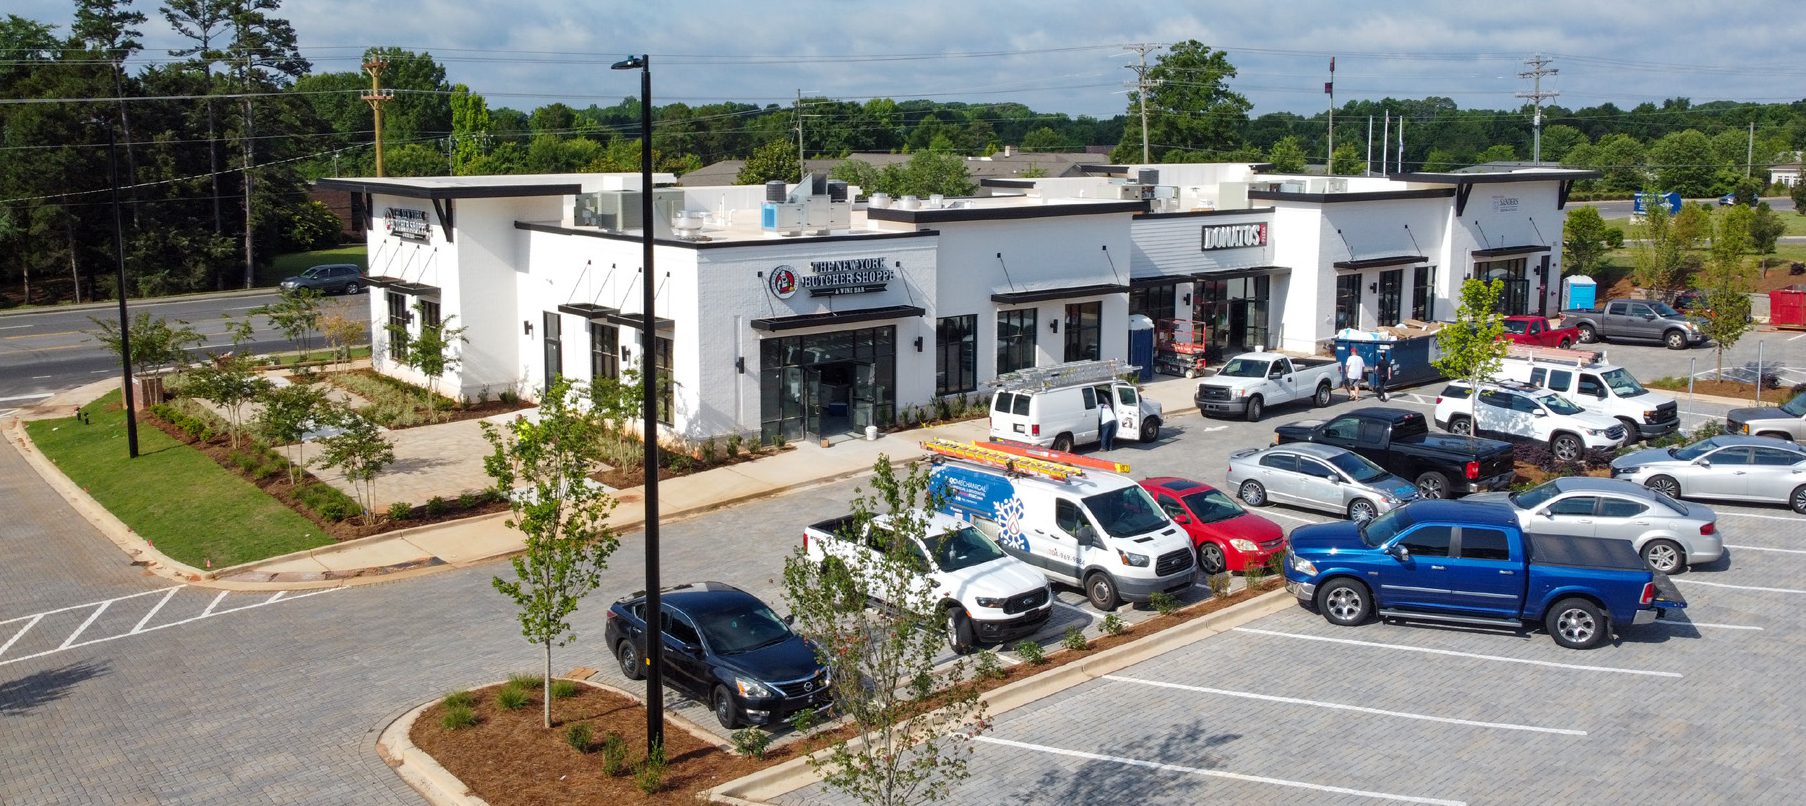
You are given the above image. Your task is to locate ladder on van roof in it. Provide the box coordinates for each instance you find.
[921,438,1086,482]
[1506,343,1606,367]
[989,358,1136,391]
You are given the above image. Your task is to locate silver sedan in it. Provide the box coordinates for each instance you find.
[1611,435,1806,515]
[1227,442,1420,522]
[1468,477,1723,573]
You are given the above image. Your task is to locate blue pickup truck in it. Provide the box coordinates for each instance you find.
[1282,500,1685,649]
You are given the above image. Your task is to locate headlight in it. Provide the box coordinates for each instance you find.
[1232,388,1245,398]
[735,676,774,699]
[1615,466,1640,475]
[1117,549,1150,567]
[1379,493,1398,504]
[1290,553,1318,576]
[973,596,1006,608]
[1584,427,1605,436]
[1644,411,1657,421]
[1230,539,1259,552]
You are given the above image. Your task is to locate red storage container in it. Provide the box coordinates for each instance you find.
[1770,287,1806,326]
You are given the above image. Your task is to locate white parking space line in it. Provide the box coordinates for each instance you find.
[1725,544,1806,555]
[1790,333,1806,343]
[199,590,229,618]
[1234,628,1683,678]
[1673,578,1805,595]
[0,586,343,669]
[57,600,111,650]
[0,324,30,330]
[0,392,53,403]
[131,586,183,634]
[1657,620,1763,631]
[1104,675,1586,736]
[973,736,1466,805]
[0,614,44,658]
[0,586,178,625]
[1050,600,1097,622]
[1714,512,1804,523]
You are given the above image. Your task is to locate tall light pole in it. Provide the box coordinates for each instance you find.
[612,52,663,753]
[99,118,139,459]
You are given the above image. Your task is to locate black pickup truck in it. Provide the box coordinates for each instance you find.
[1273,408,1516,500]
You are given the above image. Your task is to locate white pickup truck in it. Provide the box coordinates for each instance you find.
[1194,353,1345,421]
[802,511,1054,653]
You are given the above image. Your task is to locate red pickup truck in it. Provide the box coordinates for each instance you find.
[1502,315,1580,348]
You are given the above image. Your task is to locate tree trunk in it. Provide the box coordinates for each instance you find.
[242,94,255,289]
[65,216,81,304]
[543,641,553,730]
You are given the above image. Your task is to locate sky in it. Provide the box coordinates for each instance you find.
[16,0,1806,121]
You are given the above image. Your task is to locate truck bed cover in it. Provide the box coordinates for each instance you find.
[1523,532,1645,571]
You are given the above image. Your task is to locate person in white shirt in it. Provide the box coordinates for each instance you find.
[1097,394,1118,450]
[1344,350,1367,401]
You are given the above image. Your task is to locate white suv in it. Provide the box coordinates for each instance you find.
[1434,380,1627,461]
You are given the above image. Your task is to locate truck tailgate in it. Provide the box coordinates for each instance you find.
[1651,571,1688,610]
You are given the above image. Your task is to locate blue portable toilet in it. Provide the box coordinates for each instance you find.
[1127,315,1156,381]
[1564,276,1597,311]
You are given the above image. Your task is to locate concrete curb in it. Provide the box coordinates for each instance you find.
[0,287,277,318]
[705,588,1296,804]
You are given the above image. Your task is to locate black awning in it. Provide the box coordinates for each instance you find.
[1333,255,1426,270]
[990,282,1129,305]
[605,311,676,331]
[750,304,926,332]
[363,276,398,288]
[1193,265,1291,282]
[1129,275,1189,288]
[389,281,441,296]
[556,303,619,320]
[1472,244,1552,258]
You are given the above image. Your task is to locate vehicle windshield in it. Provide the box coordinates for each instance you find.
[923,525,1007,572]
[1648,302,1682,318]
[1782,391,1806,418]
[1358,507,1411,548]
[1542,393,1586,416]
[1180,489,1246,524]
[1672,437,1727,461]
[302,267,326,277]
[1326,451,1389,483]
[1509,481,1562,510]
[1217,358,1271,378]
[1600,368,1648,398]
[1082,486,1171,538]
[694,603,794,655]
[1504,319,1528,334]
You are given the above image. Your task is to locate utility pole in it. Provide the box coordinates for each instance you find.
[363,55,394,177]
[1126,43,1159,163]
[1747,121,1755,177]
[794,89,806,182]
[242,51,255,289]
[1381,112,1390,175]
[1365,115,1373,176]
[446,135,455,175]
[1517,54,1559,164]
[1325,57,1336,173]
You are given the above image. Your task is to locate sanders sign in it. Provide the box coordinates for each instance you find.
[386,207,431,242]
[1200,222,1267,251]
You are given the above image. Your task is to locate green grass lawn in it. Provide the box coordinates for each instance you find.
[26,391,334,568]
[263,244,368,287]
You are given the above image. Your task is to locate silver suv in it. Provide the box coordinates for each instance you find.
[1227,442,1420,523]
[278,263,366,295]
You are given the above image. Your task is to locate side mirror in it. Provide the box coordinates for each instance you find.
[1533,409,1548,417]
[1173,514,1192,525]
[1077,524,1098,546]
[783,614,796,626]
[1387,544,1410,561]
[1693,458,1711,468]
[1538,508,1555,519]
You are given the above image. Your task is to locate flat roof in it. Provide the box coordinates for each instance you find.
[1393,169,1602,184]
[318,175,583,200]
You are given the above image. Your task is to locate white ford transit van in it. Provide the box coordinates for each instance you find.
[1498,350,1679,441]
[988,359,1163,451]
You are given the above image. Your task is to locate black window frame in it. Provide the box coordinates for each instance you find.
[996,309,1037,376]
[1129,282,1178,321]
[653,334,674,426]
[418,299,442,329]
[1334,273,1362,330]
[386,290,411,360]
[590,322,620,381]
[1411,265,1433,321]
[1063,301,1102,362]
[1458,527,1512,561]
[1377,269,1404,326]
[543,311,563,389]
[936,314,978,395]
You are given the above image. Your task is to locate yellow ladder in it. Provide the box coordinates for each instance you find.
[921,438,1084,482]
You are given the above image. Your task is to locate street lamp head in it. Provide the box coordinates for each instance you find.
[611,55,646,71]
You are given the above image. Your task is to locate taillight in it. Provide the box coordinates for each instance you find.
[1640,582,1656,606]
[1700,522,1715,536]
[1464,461,1480,480]
[605,609,617,622]
[1032,424,1041,436]
[803,530,809,552]
[1435,397,1443,405]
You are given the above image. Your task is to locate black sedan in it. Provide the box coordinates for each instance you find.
[277,263,366,295]
[605,582,830,729]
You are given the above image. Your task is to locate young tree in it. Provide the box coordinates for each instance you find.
[1561,206,1613,278]
[781,456,986,806]
[254,286,323,363]
[1670,202,1712,250]
[736,137,801,185]
[1790,180,1806,216]
[1632,193,1687,304]
[1329,143,1364,176]
[184,352,271,448]
[319,301,365,371]
[482,378,620,730]
[253,380,329,485]
[88,312,207,377]
[404,302,466,412]
[1749,201,1786,261]
[314,406,394,525]
[1433,278,1509,424]
[1696,205,1757,379]
[1265,135,1306,173]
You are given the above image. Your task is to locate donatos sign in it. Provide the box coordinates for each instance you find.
[1200,222,1268,251]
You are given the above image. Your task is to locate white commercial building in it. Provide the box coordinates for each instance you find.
[320,162,1594,443]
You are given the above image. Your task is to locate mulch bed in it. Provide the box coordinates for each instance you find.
[308,368,533,428]
[1652,378,1795,405]
[409,580,1284,803]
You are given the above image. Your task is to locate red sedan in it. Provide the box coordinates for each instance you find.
[1140,477,1286,574]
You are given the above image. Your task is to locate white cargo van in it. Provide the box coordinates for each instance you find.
[988,359,1163,451]
[927,450,1196,611]
[1498,349,1679,441]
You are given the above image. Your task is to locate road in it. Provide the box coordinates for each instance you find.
[1585,195,1796,220]
[0,292,371,411]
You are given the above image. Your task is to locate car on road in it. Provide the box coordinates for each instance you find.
[1274,408,1517,500]
[1194,352,1343,421]
[1466,477,1722,573]
[1501,315,1580,349]
[1559,298,1705,350]
[1227,442,1420,523]
[1282,499,1687,649]
[1725,390,1806,442]
[1435,380,1627,460]
[1611,435,1806,514]
[1140,477,1285,575]
[278,263,366,295]
[606,582,831,729]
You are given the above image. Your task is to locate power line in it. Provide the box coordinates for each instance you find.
[1517,54,1559,164]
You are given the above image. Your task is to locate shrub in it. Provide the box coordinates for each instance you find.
[457,492,481,509]
[1061,625,1088,651]
[634,745,667,795]
[439,704,477,730]
[730,727,772,759]
[550,679,580,700]
[296,483,360,522]
[424,496,449,518]
[1100,613,1127,635]
[565,723,593,753]
[495,682,531,711]
[1206,572,1232,599]
[387,501,413,521]
[507,672,541,689]
[499,389,521,405]
[726,433,743,457]
[1148,590,1181,616]
[441,690,475,709]
[788,706,822,734]
[700,437,718,465]
[599,732,629,776]
[1014,639,1046,665]
[974,649,1006,681]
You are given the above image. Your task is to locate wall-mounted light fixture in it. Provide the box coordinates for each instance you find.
[1369,282,1378,294]
[523,320,533,336]
[1049,319,1060,334]
[1183,292,1193,306]
[913,336,924,352]
[621,344,632,361]
[1534,265,1546,277]
[735,356,745,374]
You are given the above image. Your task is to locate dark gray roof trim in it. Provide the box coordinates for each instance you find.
[990,282,1129,304]
[866,200,1145,224]
[1193,265,1291,281]
[316,178,580,200]
[1136,207,1276,220]
[1472,244,1553,257]
[1333,255,1427,270]
[514,221,937,249]
[1250,188,1456,204]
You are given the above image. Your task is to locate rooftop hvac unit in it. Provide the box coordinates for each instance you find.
[760,172,850,236]
[581,189,685,232]
[1136,168,1159,185]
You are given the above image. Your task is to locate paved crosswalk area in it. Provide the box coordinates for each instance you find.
[0,586,343,670]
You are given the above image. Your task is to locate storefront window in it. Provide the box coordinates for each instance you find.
[996,309,1037,376]
[1378,269,1403,326]
[760,327,896,444]
[1412,265,1433,321]
[1129,283,1177,321]
[1063,302,1101,362]
[1477,258,1529,315]
[419,299,441,329]
[543,311,563,389]
[654,335,673,425]
[1193,275,1270,359]
[937,315,977,395]
[386,291,410,360]
[590,322,619,380]
[1334,274,1363,330]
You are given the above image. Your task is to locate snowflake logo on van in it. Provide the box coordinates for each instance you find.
[993,497,1029,552]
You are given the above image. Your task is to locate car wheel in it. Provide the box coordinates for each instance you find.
[1184,368,1198,379]
[1198,542,1228,575]
[1551,433,1583,462]
[1644,475,1682,499]
[1239,480,1267,507]
[1245,395,1264,422]
[1316,579,1372,626]
[1617,418,1642,442]
[1313,382,1332,407]
[1641,540,1685,574]
[1664,330,1688,350]
[1449,416,1473,436]
[1347,498,1378,523]
[1084,571,1120,612]
[1052,433,1074,453]
[343,281,361,295]
[1577,324,1598,344]
[1792,484,1806,515]
[617,640,644,681]
[1139,417,1160,443]
[713,685,741,729]
[1558,338,1573,349]
[1546,597,1608,650]
[944,607,976,655]
[1414,471,1449,500]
